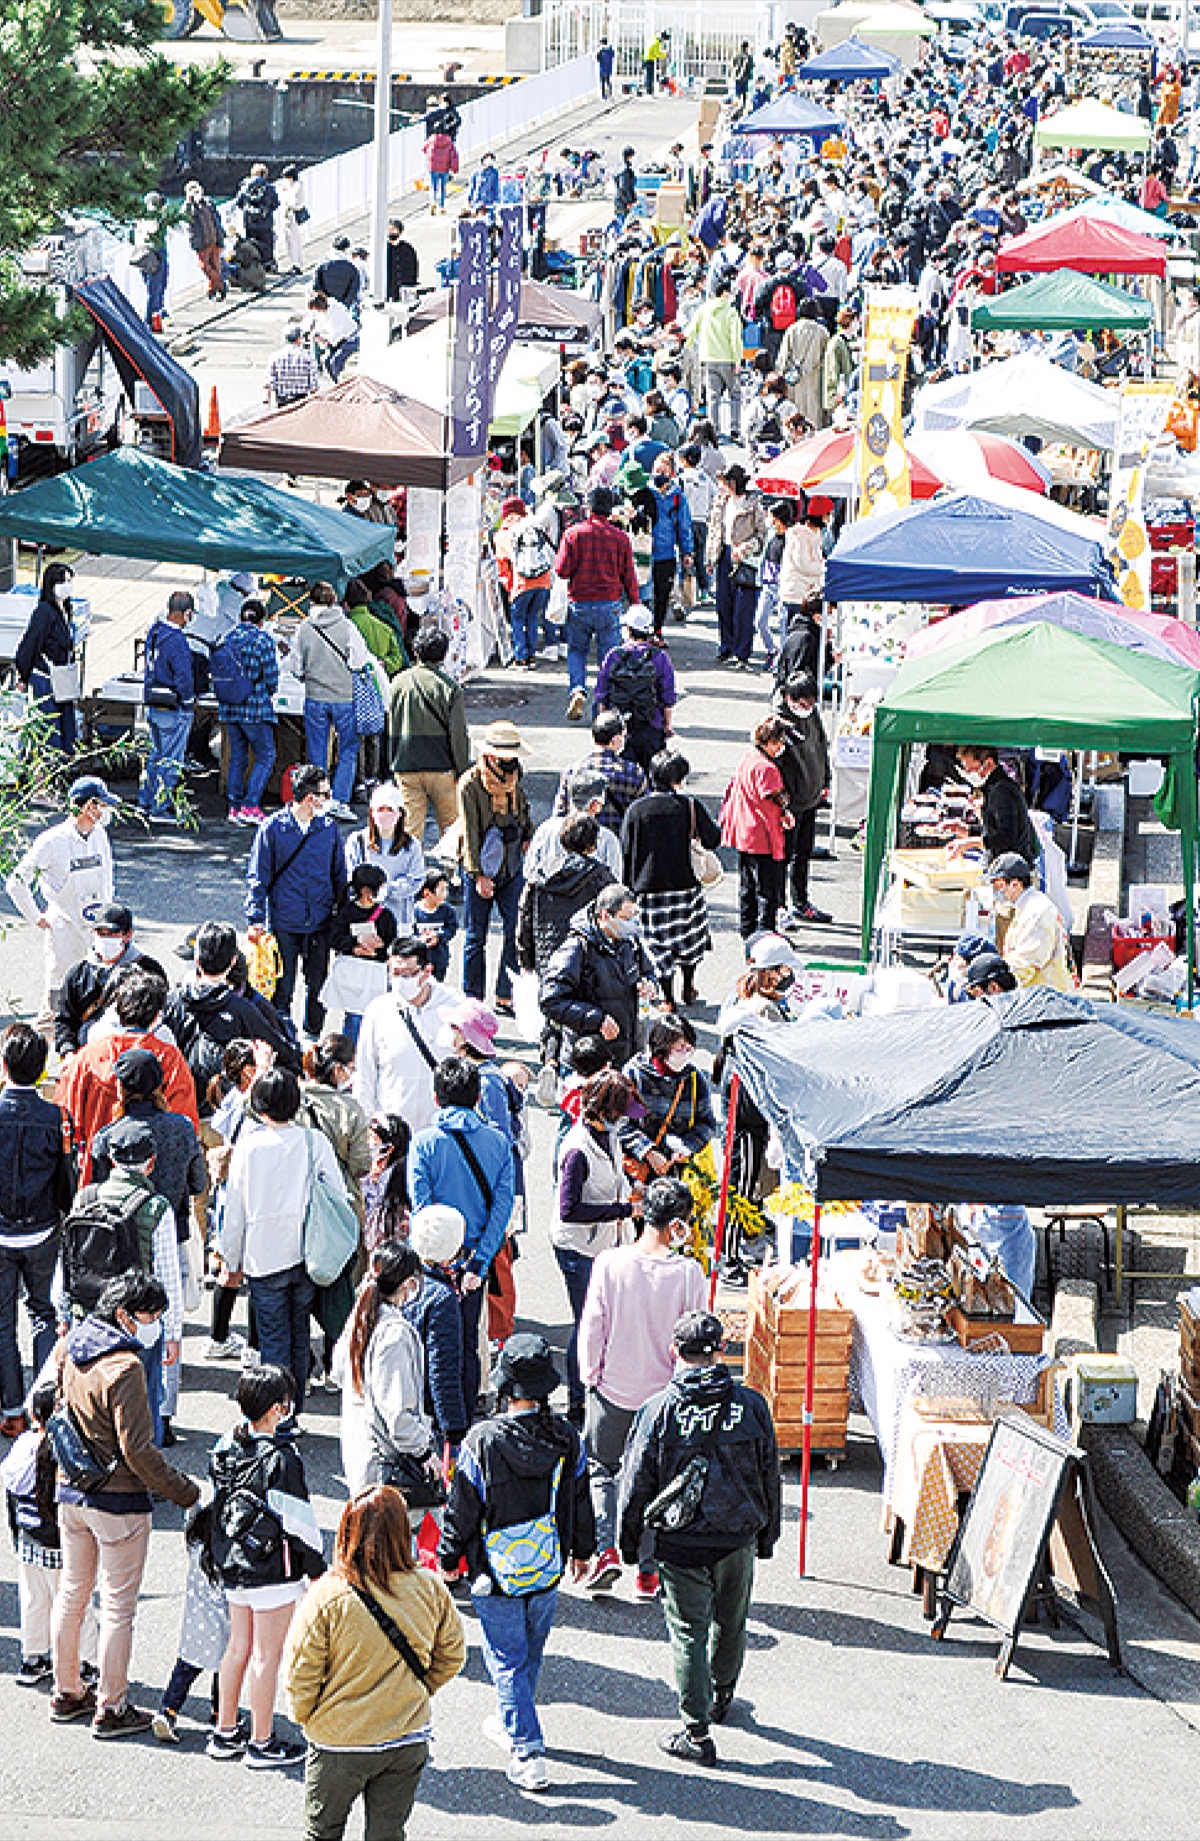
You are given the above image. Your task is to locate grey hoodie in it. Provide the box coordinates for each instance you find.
[290,603,368,704]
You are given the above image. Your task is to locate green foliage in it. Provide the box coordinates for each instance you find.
[0,0,229,363]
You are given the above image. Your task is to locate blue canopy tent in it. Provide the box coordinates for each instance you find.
[825,492,1115,605]
[1080,21,1155,49]
[735,93,846,138]
[796,36,900,80]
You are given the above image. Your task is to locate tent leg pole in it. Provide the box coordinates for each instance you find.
[798,1201,822,1579]
[1068,751,1084,878]
[708,1073,740,1310]
[814,603,836,859]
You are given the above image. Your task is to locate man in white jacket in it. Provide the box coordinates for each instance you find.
[989,854,1075,992]
[219,1066,346,1409]
[6,775,118,1017]
[353,936,460,1130]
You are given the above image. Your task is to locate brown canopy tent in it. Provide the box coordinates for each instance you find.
[405,279,600,346]
[218,376,475,491]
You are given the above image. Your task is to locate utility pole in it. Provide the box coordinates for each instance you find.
[371,0,393,304]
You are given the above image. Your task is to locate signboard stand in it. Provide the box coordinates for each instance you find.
[930,1412,1121,1680]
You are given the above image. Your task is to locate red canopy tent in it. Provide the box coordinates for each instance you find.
[996,216,1167,276]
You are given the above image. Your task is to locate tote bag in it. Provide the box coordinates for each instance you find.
[301,1129,359,1287]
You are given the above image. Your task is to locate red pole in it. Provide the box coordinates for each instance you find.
[708,1073,740,1310]
[798,1200,822,1578]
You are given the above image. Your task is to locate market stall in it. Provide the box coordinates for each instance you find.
[996,215,1167,279]
[1032,96,1153,158]
[971,270,1154,335]
[403,278,601,348]
[904,589,1200,668]
[795,35,900,80]
[911,352,1121,448]
[218,376,470,492]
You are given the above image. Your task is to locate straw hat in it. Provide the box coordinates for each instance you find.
[479,719,529,755]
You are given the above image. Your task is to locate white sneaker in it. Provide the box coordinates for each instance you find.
[482,1713,512,1754]
[327,800,358,823]
[204,1335,244,1361]
[535,1062,559,1109]
[239,1343,259,1370]
[506,1753,549,1792]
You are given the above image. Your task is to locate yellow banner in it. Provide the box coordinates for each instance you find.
[857,287,919,520]
[1107,381,1175,610]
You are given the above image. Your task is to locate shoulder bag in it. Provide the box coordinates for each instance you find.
[643,1386,731,1533]
[310,621,384,737]
[484,1454,565,1596]
[689,797,723,889]
[300,1128,360,1288]
[47,1401,119,1495]
[350,1583,428,1685]
[623,1073,692,1186]
[365,1364,447,1508]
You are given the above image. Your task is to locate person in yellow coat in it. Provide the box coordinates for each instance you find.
[988,854,1075,991]
[643,32,668,94]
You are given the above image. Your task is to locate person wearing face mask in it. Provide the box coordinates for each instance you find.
[987,854,1076,992]
[332,1238,439,1506]
[946,745,1039,868]
[245,764,349,1042]
[721,717,795,941]
[540,883,661,1073]
[7,776,119,1022]
[577,1176,706,1599]
[643,455,694,638]
[353,936,461,1130]
[772,671,832,930]
[621,1016,717,1182]
[50,1268,199,1738]
[15,561,80,755]
[54,904,164,1058]
[457,721,534,1016]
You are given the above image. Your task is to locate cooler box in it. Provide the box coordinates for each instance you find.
[1112,919,1175,969]
[1070,1354,1138,1427]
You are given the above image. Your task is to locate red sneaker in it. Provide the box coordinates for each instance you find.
[635,1567,660,1601]
[586,1547,621,1592]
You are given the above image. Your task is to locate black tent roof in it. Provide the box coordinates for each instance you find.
[73,277,201,469]
[730,989,1200,1206]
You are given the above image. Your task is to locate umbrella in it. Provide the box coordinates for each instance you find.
[908,430,1051,494]
[997,215,1167,277]
[754,429,943,499]
[905,591,1200,668]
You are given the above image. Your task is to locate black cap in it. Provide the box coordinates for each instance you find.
[964,951,1016,993]
[987,852,1033,885]
[672,1310,724,1359]
[94,904,133,935]
[114,1047,164,1097]
[492,1333,561,1402]
[105,1118,157,1164]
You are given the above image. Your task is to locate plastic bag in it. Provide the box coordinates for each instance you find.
[511,970,544,1046]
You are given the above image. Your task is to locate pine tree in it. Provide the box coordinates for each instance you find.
[0,0,229,363]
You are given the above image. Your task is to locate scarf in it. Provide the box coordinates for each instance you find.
[480,756,519,812]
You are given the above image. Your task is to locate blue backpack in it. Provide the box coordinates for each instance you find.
[209,630,255,707]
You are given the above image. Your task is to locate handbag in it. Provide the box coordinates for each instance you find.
[484,1456,564,1595]
[732,559,758,590]
[689,797,723,889]
[377,1445,448,1510]
[294,205,311,226]
[353,663,386,737]
[48,662,81,703]
[300,1129,360,1287]
[623,1072,692,1185]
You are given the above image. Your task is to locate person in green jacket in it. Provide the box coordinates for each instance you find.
[387,627,470,842]
[685,279,745,439]
[345,581,406,678]
[822,306,856,421]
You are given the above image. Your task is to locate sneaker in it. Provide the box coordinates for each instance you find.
[482,1712,512,1754]
[587,1547,621,1592]
[535,1061,559,1108]
[227,806,252,826]
[567,687,587,721]
[326,801,358,823]
[241,807,267,825]
[797,902,833,924]
[246,1733,305,1769]
[775,907,804,933]
[80,1661,99,1686]
[239,1342,259,1370]
[206,1727,247,1761]
[710,1684,736,1725]
[16,1654,52,1688]
[204,1334,245,1361]
[635,1567,660,1601]
[50,1686,97,1723]
[321,1370,340,1395]
[152,1709,180,1745]
[506,1752,549,1791]
[92,1703,153,1740]
[659,1727,717,1767]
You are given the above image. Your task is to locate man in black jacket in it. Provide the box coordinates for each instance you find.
[0,1025,73,1434]
[618,1309,780,1766]
[313,236,361,313]
[54,904,165,1056]
[773,672,832,929]
[163,921,298,1118]
[950,746,1040,868]
[539,884,659,1069]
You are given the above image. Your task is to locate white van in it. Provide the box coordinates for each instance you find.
[1125,0,1200,47]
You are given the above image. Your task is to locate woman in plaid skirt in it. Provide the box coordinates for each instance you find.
[619,751,721,1009]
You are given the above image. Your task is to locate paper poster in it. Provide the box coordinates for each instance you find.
[451,220,491,462]
[857,286,919,520]
[1107,381,1175,610]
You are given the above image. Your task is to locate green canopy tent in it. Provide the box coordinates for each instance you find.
[860,622,1200,983]
[971,269,1153,333]
[1033,97,1153,154]
[0,448,393,588]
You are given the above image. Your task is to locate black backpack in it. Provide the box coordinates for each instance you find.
[61,1184,151,1313]
[606,646,659,726]
[212,1450,283,1575]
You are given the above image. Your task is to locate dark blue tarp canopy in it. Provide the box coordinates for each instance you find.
[797,36,900,80]
[1081,21,1155,47]
[730,989,1200,1205]
[73,277,202,469]
[825,491,1114,605]
[736,93,845,138]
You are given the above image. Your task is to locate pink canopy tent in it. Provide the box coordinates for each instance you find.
[996,216,1167,276]
[905,590,1200,667]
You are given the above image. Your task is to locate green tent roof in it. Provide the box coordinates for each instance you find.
[1034,97,1152,152]
[971,269,1153,334]
[0,448,392,587]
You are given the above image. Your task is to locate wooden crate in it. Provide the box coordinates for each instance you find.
[746,1327,851,1391]
[748,1269,853,1342]
[946,1308,1046,1357]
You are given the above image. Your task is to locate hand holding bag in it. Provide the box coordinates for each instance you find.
[689,797,724,889]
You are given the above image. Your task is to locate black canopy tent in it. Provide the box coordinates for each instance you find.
[73,277,202,468]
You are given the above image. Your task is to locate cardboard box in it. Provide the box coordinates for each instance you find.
[1071,1354,1138,1426]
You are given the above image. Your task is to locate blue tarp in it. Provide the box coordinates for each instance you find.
[736,93,845,138]
[796,36,900,80]
[1080,21,1155,48]
[825,492,1114,605]
[73,277,202,469]
[730,988,1200,1205]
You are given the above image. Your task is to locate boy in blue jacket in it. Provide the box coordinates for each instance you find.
[139,592,198,824]
[245,763,347,1039]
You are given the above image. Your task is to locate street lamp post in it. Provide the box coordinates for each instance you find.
[371,0,394,303]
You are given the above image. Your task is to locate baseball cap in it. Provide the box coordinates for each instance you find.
[964,951,1015,992]
[624,607,654,636]
[94,904,133,935]
[987,853,1033,885]
[68,776,119,810]
[105,1117,157,1164]
[673,1310,725,1359]
[748,933,803,971]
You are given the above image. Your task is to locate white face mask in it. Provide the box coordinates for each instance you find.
[53,583,71,605]
[351,496,372,512]
[94,807,113,828]
[393,973,424,1002]
[93,934,126,965]
[665,1050,692,1073]
[133,1317,162,1350]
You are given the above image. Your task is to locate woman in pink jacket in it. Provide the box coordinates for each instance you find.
[720,715,794,940]
[424,133,458,214]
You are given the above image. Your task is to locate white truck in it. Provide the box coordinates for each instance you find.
[0,235,125,476]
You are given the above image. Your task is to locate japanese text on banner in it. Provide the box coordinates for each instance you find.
[857,288,919,520]
[1107,381,1175,610]
[451,220,492,462]
[486,205,523,396]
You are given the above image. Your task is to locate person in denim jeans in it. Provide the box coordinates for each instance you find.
[553,486,641,722]
[439,1335,594,1793]
[139,592,197,824]
[457,721,534,1013]
[216,598,280,826]
[288,582,369,823]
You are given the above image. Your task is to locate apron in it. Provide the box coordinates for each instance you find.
[45,835,110,993]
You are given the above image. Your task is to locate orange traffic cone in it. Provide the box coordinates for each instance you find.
[204,385,221,442]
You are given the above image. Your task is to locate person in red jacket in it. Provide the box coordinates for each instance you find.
[424,131,458,214]
[57,969,199,1185]
[720,717,794,941]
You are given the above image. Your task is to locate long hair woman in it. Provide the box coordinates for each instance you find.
[286,1486,464,1840]
[333,1241,441,1513]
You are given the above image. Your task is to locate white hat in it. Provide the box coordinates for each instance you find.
[370,782,404,812]
[624,606,654,636]
[748,932,803,971]
[408,1204,466,1265]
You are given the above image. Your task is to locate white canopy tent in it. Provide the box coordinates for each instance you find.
[911,353,1120,450]
[374,324,560,432]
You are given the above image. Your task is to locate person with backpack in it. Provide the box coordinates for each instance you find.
[617,1309,780,1767]
[50,1268,200,1737]
[645,456,694,638]
[164,922,299,1122]
[438,1333,594,1793]
[138,592,197,827]
[212,597,280,829]
[507,506,557,669]
[235,162,280,267]
[2,1380,98,1687]
[0,1024,73,1439]
[207,1363,325,1767]
[594,607,676,776]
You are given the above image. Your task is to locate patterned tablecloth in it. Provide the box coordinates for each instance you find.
[888,1405,992,1573]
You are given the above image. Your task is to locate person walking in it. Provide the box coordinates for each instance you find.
[56,970,200,1182]
[385,220,420,300]
[405,1204,470,1453]
[288,582,369,823]
[276,164,307,273]
[732,39,754,109]
[721,717,794,940]
[236,163,280,267]
[184,179,225,299]
[0,1024,72,1437]
[346,785,425,932]
[215,596,280,827]
[554,486,641,723]
[644,455,693,636]
[553,711,647,835]
[286,1486,464,1838]
[138,591,197,825]
[458,720,533,1014]
[618,1309,781,1765]
[333,1240,436,1499]
[438,1333,595,1792]
[50,1269,200,1736]
[539,883,658,1072]
[353,936,460,1129]
[388,627,470,844]
[774,671,832,929]
[133,191,171,331]
[594,606,676,777]
[708,466,767,667]
[776,503,827,681]
[579,1177,705,1597]
[53,903,161,1058]
[597,37,615,98]
[423,128,458,214]
[620,752,720,1009]
[245,763,348,1042]
[684,280,744,439]
[14,562,81,755]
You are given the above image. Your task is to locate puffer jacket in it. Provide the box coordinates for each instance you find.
[516,851,611,975]
[56,1316,199,1516]
[209,1424,325,1592]
[617,1361,780,1568]
[539,902,654,1067]
[405,1265,468,1446]
[439,1406,594,1588]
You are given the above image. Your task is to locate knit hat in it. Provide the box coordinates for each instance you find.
[408,1204,465,1266]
